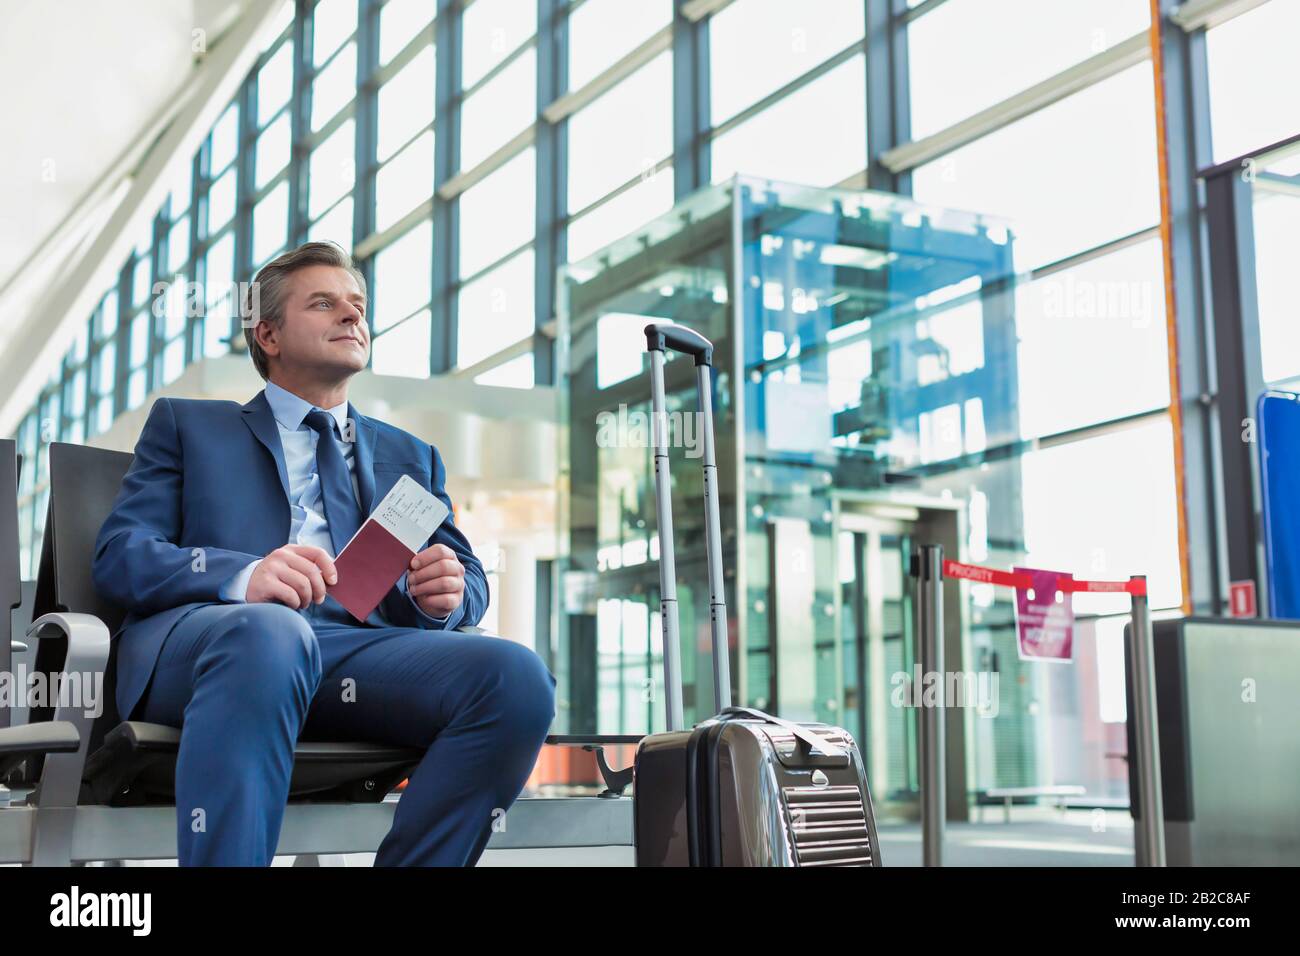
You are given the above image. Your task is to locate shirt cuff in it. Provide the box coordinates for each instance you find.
[219,559,261,603]
[399,571,450,626]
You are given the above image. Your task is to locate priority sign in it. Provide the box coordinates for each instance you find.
[1229,579,1257,618]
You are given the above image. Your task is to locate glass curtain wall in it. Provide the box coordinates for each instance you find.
[12,0,1291,807]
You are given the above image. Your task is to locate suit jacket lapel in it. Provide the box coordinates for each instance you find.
[349,403,378,518]
[240,389,291,502]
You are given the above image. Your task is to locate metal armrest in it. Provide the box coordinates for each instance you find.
[0,722,81,779]
[545,735,645,746]
[542,735,645,798]
[24,612,112,809]
[449,628,641,791]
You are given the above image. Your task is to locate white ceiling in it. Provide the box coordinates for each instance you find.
[0,0,246,293]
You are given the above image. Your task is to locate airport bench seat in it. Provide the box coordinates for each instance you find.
[0,445,83,795]
[976,785,1087,823]
[83,721,424,807]
[4,440,637,864]
[19,443,467,810]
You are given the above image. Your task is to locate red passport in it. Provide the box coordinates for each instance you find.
[328,520,412,622]
[326,475,451,622]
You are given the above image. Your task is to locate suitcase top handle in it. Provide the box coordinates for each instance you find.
[644,323,714,367]
[720,707,850,767]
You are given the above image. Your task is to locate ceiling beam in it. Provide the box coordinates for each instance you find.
[0,0,289,436]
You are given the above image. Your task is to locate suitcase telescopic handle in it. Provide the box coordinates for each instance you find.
[646,323,730,733]
[644,323,714,366]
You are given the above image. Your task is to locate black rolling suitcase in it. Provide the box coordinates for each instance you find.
[632,323,883,867]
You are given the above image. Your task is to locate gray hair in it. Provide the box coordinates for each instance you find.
[242,241,366,380]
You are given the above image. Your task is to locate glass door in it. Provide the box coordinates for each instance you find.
[838,511,918,819]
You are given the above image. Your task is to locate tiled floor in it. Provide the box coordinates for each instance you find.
[875,809,1135,866]
[63,807,1135,867]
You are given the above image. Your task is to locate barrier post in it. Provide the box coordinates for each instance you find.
[1127,574,1166,867]
[914,544,945,867]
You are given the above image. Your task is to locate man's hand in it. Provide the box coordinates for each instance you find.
[407,543,465,618]
[246,544,338,609]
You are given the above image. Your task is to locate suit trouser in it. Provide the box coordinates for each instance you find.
[128,601,557,866]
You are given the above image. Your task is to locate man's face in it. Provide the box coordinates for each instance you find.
[257,264,370,377]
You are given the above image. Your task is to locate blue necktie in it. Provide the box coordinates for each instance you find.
[304,408,363,557]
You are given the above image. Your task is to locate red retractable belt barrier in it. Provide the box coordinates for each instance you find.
[941,559,1030,589]
[928,548,1160,867]
[941,559,1147,597]
[1061,577,1147,597]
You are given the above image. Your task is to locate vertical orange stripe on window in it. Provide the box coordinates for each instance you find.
[1149,0,1193,614]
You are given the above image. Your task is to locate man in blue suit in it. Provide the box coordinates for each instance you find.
[91,241,556,866]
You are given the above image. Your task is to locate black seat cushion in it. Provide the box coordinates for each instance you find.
[82,721,423,807]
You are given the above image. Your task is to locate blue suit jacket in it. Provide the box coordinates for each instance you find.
[92,389,489,721]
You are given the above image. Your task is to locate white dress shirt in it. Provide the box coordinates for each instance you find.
[219,380,446,623]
